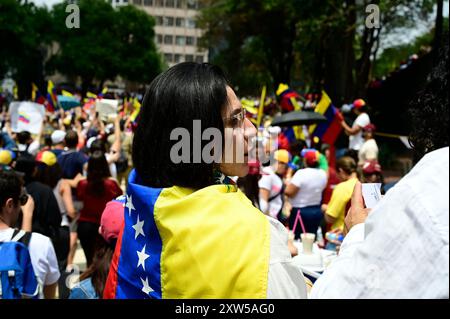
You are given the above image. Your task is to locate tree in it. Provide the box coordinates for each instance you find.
[115,5,163,84]
[198,0,435,103]
[0,0,53,99]
[48,0,163,94]
[197,0,302,94]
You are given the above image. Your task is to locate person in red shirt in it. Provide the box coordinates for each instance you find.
[77,150,122,266]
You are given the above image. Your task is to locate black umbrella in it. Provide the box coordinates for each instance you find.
[271,111,327,127]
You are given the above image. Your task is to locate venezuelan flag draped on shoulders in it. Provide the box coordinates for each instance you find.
[103,170,272,299]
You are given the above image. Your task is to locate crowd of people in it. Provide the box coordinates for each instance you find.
[0,42,448,299]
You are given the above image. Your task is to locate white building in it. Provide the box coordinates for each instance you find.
[121,0,208,67]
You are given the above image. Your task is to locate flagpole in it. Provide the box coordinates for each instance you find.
[257,85,267,128]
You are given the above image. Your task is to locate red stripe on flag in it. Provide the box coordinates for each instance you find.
[103,221,125,299]
[322,117,342,145]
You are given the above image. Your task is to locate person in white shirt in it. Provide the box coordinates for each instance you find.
[310,43,449,299]
[285,150,328,240]
[340,99,371,151]
[259,149,289,221]
[358,124,379,166]
[0,171,60,299]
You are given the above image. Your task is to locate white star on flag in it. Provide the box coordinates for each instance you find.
[140,277,153,295]
[125,194,136,216]
[137,245,150,271]
[132,215,145,239]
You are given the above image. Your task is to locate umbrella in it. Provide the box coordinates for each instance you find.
[271,111,327,127]
[57,95,81,111]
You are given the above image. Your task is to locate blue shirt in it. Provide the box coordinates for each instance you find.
[57,150,88,179]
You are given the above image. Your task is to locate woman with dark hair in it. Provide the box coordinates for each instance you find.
[76,151,122,266]
[104,63,307,299]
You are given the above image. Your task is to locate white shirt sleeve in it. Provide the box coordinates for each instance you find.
[258,175,272,192]
[29,234,60,287]
[354,113,370,128]
[290,170,303,188]
[28,140,41,156]
[266,216,308,299]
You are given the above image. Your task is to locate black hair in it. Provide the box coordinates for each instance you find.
[17,131,32,145]
[14,157,36,185]
[409,40,449,163]
[87,150,111,197]
[65,130,79,149]
[44,135,52,148]
[90,139,107,154]
[35,162,63,189]
[133,62,228,189]
[0,170,22,209]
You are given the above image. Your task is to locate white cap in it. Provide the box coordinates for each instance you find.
[87,137,97,149]
[51,130,66,145]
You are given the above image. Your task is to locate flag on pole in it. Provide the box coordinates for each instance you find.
[309,91,342,145]
[32,83,50,107]
[276,84,301,112]
[46,80,58,112]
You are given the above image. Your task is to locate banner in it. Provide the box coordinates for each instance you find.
[9,101,46,134]
[96,99,119,121]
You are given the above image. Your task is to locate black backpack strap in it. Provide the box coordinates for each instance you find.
[10,229,32,248]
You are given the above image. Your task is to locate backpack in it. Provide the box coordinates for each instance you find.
[0,229,39,299]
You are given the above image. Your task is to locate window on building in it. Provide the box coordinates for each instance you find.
[163,17,174,26]
[166,0,175,7]
[186,18,196,28]
[155,16,163,25]
[187,0,197,9]
[195,55,204,63]
[175,36,186,45]
[164,35,173,44]
[156,34,163,44]
[155,0,164,7]
[185,54,194,62]
[164,53,173,63]
[143,0,153,6]
[175,0,184,8]
[186,36,195,46]
[134,0,142,5]
[174,54,182,63]
[176,17,185,27]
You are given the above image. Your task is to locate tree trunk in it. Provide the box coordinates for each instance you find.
[434,0,444,58]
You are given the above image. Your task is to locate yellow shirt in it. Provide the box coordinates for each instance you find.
[326,177,358,230]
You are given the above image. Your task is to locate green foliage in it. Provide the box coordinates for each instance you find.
[0,0,162,95]
[198,0,436,99]
[0,0,53,98]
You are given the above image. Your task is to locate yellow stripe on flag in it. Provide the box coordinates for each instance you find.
[31,83,38,101]
[309,91,332,134]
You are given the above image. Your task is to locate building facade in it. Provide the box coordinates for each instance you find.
[114,0,208,67]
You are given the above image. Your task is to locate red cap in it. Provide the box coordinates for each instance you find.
[353,99,366,109]
[304,150,319,166]
[100,200,125,243]
[362,160,382,174]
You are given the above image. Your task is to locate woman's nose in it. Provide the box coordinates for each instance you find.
[244,118,257,139]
